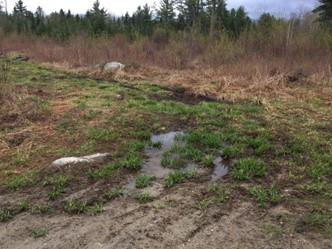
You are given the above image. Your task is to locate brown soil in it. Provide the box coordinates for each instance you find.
[1,181,330,249]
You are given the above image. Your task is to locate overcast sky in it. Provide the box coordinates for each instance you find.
[5,0,319,18]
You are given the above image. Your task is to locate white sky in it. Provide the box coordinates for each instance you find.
[4,0,319,18]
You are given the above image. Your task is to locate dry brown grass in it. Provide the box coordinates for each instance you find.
[0,16,331,101]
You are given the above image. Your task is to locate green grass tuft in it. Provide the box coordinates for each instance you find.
[31,228,49,239]
[164,170,196,188]
[231,158,267,181]
[135,175,155,189]
[249,184,282,207]
[0,208,12,222]
[7,171,36,191]
[136,192,153,204]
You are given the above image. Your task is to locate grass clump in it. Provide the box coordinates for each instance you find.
[7,171,36,191]
[223,144,244,159]
[120,155,143,170]
[18,200,29,212]
[136,192,153,204]
[104,187,123,200]
[0,208,12,222]
[249,185,282,207]
[231,159,267,181]
[246,136,271,156]
[199,185,229,210]
[43,175,70,200]
[202,155,214,168]
[88,163,115,180]
[86,202,104,216]
[86,127,117,142]
[31,228,49,239]
[31,203,52,215]
[304,181,327,194]
[135,175,155,189]
[164,170,196,188]
[296,210,332,237]
[64,200,87,214]
[64,200,104,216]
[209,184,229,203]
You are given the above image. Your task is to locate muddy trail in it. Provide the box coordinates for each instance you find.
[0,59,331,249]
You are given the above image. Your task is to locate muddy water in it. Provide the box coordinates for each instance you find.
[211,157,228,182]
[125,131,228,193]
[124,132,184,193]
[142,131,184,178]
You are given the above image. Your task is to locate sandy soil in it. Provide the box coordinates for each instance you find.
[1,181,330,249]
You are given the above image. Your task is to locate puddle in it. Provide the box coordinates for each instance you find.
[142,131,183,178]
[124,176,136,193]
[124,132,228,194]
[211,157,228,182]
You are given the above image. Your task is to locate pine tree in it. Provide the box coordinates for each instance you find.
[87,0,107,36]
[227,7,250,38]
[34,6,45,35]
[178,0,204,28]
[13,0,28,33]
[158,0,176,29]
[313,0,332,24]
[132,4,153,36]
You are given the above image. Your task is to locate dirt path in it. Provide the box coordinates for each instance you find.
[1,182,330,249]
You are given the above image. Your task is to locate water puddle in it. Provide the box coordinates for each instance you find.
[142,131,184,178]
[124,131,228,194]
[211,157,228,182]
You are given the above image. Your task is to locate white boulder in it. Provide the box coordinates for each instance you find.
[52,153,111,167]
[103,62,125,73]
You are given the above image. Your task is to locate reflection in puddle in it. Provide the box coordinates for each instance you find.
[142,131,183,178]
[211,157,228,182]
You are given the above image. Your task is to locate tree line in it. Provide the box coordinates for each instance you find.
[0,0,331,41]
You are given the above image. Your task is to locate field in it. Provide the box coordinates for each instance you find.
[0,56,331,248]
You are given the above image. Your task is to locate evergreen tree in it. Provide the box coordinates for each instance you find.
[227,7,250,38]
[157,0,176,29]
[87,0,107,36]
[132,4,153,36]
[313,0,332,24]
[13,0,28,33]
[178,0,205,28]
[257,13,276,34]
[34,7,45,35]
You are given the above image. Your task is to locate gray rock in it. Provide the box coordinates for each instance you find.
[52,153,111,167]
[103,62,125,73]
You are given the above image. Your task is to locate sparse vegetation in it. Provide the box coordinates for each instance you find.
[249,185,282,207]
[6,171,36,191]
[18,200,29,212]
[31,203,52,215]
[31,228,49,239]
[136,192,153,204]
[231,159,267,181]
[0,2,331,243]
[43,175,70,200]
[0,208,12,222]
[64,200,88,215]
[104,187,124,200]
[164,170,196,188]
[296,210,332,238]
[135,175,155,189]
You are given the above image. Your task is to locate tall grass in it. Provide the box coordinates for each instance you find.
[0,14,331,100]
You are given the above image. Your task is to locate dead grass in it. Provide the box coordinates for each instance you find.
[1,17,331,103]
